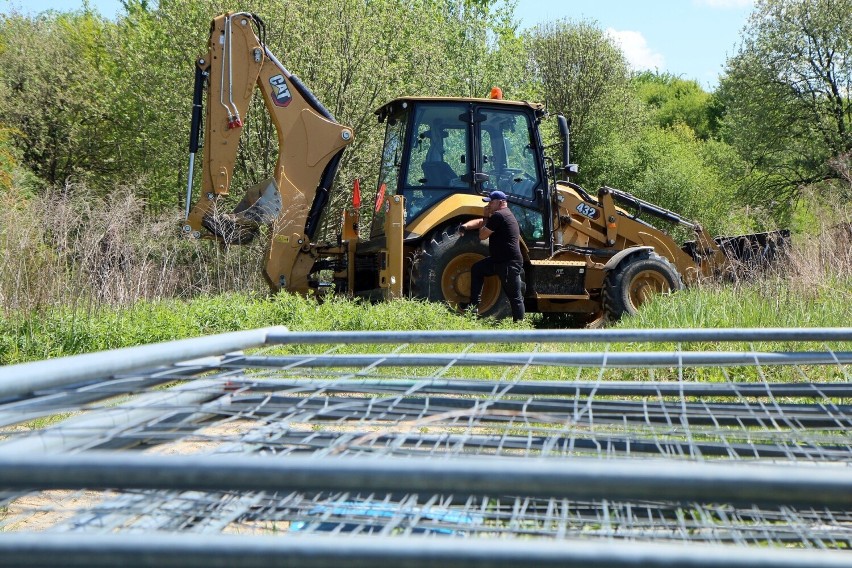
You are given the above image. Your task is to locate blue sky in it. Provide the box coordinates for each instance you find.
[3,0,754,88]
[514,0,754,87]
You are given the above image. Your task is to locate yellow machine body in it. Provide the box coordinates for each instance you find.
[185,13,788,323]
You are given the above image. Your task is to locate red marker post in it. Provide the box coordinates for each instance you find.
[353,178,361,209]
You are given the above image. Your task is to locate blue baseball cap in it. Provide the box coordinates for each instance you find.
[483,190,507,202]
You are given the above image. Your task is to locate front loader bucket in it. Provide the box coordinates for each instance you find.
[201,178,282,245]
[715,229,791,275]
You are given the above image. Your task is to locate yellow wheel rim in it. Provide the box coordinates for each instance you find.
[441,253,501,313]
[628,269,671,309]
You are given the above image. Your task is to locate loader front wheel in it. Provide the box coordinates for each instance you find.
[603,251,683,321]
[410,226,511,319]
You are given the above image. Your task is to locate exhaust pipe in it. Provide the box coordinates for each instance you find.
[556,115,578,179]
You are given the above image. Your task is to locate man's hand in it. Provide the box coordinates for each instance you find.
[459,218,484,235]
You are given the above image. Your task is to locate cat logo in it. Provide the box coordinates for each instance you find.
[269,75,292,107]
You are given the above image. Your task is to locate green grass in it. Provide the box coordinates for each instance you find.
[0,292,521,365]
[2,277,849,376]
[623,276,852,329]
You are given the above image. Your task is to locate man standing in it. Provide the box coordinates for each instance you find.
[459,190,525,322]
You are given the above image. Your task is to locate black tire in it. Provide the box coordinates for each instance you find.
[410,225,512,319]
[603,251,684,321]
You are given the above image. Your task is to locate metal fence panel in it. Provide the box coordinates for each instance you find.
[1,327,851,565]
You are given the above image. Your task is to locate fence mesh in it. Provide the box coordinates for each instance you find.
[1,328,851,565]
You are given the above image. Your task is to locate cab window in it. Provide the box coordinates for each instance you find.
[402,103,471,222]
[371,108,408,237]
[480,109,541,202]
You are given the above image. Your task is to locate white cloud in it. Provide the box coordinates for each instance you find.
[606,29,665,71]
[693,0,753,8]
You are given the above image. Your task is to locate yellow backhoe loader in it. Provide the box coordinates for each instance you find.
[184,12,788,323]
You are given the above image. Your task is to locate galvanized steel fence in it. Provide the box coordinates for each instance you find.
[1,326,851,566]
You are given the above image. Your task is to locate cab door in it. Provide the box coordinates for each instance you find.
[475,106,548,249]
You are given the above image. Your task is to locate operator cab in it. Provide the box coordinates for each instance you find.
[372,97,550,249]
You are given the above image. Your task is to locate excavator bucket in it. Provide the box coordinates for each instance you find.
[715,229,791,276]
[201,178,282,245]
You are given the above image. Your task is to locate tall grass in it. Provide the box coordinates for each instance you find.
[625,212,852,329]
[0,184,268,316]
[1,184,850,365]
[0,293,512,365]
[625,278,851,329]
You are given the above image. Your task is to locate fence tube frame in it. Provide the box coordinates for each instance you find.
[267,328,852,345]
[0,532,849,568]
[234,350,852,368]
[1,452,850,509]
[0,326,287,399]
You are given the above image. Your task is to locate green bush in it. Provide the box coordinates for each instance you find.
[633,71,716,140]
[587,123,744,237]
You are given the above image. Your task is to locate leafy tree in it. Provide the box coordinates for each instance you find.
[521,18,742,235]
[590,123,748,237]
[633,71,716,140]
[718,0,852,215]
[0,1,526,215]
[0,12,119,188]
[523,19,642,188]
[0,127,17,193]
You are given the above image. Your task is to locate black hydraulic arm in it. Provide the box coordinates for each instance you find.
[601,186,697,229]
[184,63,209,220]
[189,64,208,154]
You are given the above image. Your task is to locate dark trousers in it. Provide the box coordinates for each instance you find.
[470,258,525,322]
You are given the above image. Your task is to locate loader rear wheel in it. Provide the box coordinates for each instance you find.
[410,226,511,319]
[603,251,683,321]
